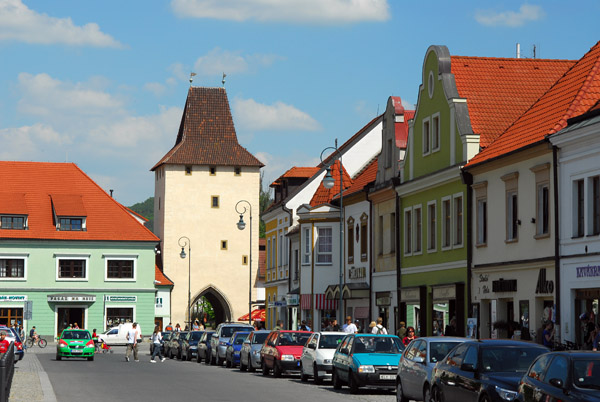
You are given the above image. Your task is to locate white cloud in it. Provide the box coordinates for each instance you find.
[475,4,544,27]
[144,82,167,96]
[0,0,122,47]
[171,0,390,24]
[0,123,71,160]
[193,48,281,76]
[401,98,416,110]
[233,97,320,131]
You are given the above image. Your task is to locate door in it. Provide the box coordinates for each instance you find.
[439,343,468,402]
[520,354,553,402]
[301,334,317,374]
[154,317,163,331]
[57,307,84,336]
[453,346,480,401]
[537,355,569,402]
[403,340,425,398]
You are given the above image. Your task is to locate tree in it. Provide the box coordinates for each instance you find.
[259,171,272,238]
[128,197,154,233]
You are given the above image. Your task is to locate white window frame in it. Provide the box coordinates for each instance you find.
[302,227,311,265]
[103,254,138,282]
[104,305,136,331]
[422,116,431,155]
[427,201,437,252]
[536,183,550,237]
[413,205,423,255]
[55,254,90,281]
[278,233,283,267]
[453,193,464,248]
[0,254,28,281]
[403,207,412,256]
[267,238,271,270]
[315,226,333,265]
[431,112,441,152]
[441,196,452,250]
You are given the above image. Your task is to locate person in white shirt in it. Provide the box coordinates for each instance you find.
[372,317,388,335]
[125,322,140,362]
[343,316,358,333]
[150,326,166,363]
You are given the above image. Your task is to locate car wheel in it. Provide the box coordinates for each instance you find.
[248,360,256,372]
[431,386,443,402]
[205,354,212,365]
[313,364,322,385]
[300,364,308,382]
[332,368,342,390]
[197,353,202,363]
[348,371,359,394]
[396,379,409,402]
[273,361,282,377]
[187,351,192,361]
[225,356,231,368]
[240,359,247,371]
[88,355,94,362]
[216,354,223,366]
[423,385,431,402]
[262,361,270,376]
[56,353,61,361]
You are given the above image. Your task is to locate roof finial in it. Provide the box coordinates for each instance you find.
[222,72,227,87]
[189,72,196,85]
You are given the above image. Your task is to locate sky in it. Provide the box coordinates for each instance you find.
[1,0,599,206]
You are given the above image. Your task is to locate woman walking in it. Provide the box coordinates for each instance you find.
[150,325,166,363]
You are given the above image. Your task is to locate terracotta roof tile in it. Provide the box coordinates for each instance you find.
[309,160,353,206]
[0,193,27,214]
[451,56,576,148]
[51,194,86,216]
[155,265,174,286]
[396,110,414,149]
[152,87,263,170]
[467,41,600,167]
[0,161,159,242]
[337,159,377,199]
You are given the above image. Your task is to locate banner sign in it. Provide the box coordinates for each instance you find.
[47,295,96,302]
[105,296,137,303]
[0,295,27,302]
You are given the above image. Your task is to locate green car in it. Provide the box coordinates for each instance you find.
[56,329,95,361]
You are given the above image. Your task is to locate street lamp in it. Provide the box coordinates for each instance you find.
[235,200,252,325]
[178,236,191,329]
[320,139,344,325]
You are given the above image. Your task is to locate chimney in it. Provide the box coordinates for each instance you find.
[516,43,521,59]
[110,189,113,197]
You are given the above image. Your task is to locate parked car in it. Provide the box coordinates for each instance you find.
[261,330,312,377]
[430,340,548,402]
[240,330,270,372]
[517,351,600,402]
[159,331,174,356]
[210,322,254,366]
[332,334,404,394]
[180,330,204,361]
[197,331,215,364]
[56,329,95,361]
[150,330,171,355]
[300,331,346,384]
[396,336,467,402]
[225,331,251,368]
[96,323,142,346]
[166,331,188,359]
[0,326,24,362]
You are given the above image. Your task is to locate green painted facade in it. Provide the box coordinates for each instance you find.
[0,239,156,338]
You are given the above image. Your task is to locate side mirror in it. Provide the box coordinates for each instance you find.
[460,363,476,372]
[341,347,349,355]
[414,356,425,364]
[243,340,251,345]
[307,343,316,350]
[549,378,564,389]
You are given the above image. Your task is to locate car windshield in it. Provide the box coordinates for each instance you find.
[179,332,188,339]
[163,333,172,341]
[573,359,600,389]
[221,326,251,338]
[481,346,546,372]
[277,332,311,346]
[319,334,345,349]
[430,341,462,363]
[62,331,90,340]
[189,332,203,341]
[253,332,269,344]
[234,333,250,345]
[354,336,404,354]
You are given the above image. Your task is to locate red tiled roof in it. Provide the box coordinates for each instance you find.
[270,166,319,187]
[0,193,27,214]
[152,87,263,170]
[258,238,266,279]
[155,265,174,286]
[0,162,159,242]
[123,206,149,222]
[309,160,353,206]
[396,110,414,149]
[336,159,378,199]
[467,42,600,167]
[451,56,576,148]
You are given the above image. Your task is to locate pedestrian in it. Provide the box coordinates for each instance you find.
[18,324,24,340]
[192,320,200,330]
[542,321,555,348]
[397,321,407,339]
[343,316,358,333]
[125,322,140,362]
[592,323,600,352]
[372,317,388,334]
[73,322,79,329]
[174,323,181,332]
[444,317,458,337]
[92,328,98,351]
[0,331,9,353]
[165,322,173,332]
[330,319,340,331]
[150,325,166,363]
[300,320,311,331]
[403,326,417,346]
[274,320,283,330]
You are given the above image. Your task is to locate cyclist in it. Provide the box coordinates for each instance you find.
[29,326,38,343]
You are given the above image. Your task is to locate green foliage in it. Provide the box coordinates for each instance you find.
[259,171,272,238]
[128,197,154,233]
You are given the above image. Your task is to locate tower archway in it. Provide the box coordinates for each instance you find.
[191,285,232,327]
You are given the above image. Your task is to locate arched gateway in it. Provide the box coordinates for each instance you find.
[152,86,262,328]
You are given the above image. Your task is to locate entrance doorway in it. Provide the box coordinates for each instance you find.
[57,307,84,336]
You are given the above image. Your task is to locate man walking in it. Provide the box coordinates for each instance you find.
[126,322,140,362]
[0,331,9,353]
[343,316,358,333]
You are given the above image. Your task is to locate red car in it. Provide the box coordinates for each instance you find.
[260,330,312,377]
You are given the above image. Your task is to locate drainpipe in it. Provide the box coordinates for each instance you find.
[552,146,561,339]
[394,178,401,332]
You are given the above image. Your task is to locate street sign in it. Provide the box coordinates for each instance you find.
[24,300,33,320]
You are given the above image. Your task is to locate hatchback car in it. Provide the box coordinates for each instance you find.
[240,330,270,372]
[56,329,95,361]
[166,331,188,359]
[197,330,215,364]
[225,331,250,368]
[261,330,312,377]
[0,326,24,362]
[300,331,346,384]
[517,351,600,402]
[180,330,204,361]
[396,336,467,402]
[210,322,254,366]
[332,334,404,394]
[430,340,548,402]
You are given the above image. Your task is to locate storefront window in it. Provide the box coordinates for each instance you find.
[106,307,133,327]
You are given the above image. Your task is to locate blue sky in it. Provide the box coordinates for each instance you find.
[1,0,599,206]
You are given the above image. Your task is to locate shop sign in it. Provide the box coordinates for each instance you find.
[492,279,517,292]
[47,295,96,302]
[270,301,286,307]
[285,294,299,306]
[376,292,391,306]
[0,295,27,302]
[433,286,456,301]
[155,297,163,308]
[105,296,137,303]
[400,288,420,303]
[535,268,554,294]
[576,265,600,278]
[349,266,366,279]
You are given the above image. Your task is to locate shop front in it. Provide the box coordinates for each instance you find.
[48,293,96,336]
[0,295,26,328]
[371,272,398,334]
[342,283,368,332]
[285,293,299,330]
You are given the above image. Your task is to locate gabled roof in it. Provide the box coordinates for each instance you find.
[270,166,319,187]
[467,41,600,167]
[396,110,415,149]
[0,161,159,242]
[336,158,378,199]
[309,160,352,206]
[451,55,576,148]
[152,86,263,170]
[155,265,174,286]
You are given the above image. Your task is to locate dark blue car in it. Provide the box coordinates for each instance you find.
[225,331,250,368]
[197,331,215,364]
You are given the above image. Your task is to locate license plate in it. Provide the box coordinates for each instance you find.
[71,350,82,354]
[379,374,395,380]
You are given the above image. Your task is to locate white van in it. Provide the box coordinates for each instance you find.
[97,323,142,346]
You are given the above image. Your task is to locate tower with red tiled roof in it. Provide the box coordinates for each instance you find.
[152,86,263,327]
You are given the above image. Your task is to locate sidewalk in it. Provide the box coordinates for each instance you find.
[9,346,56,402]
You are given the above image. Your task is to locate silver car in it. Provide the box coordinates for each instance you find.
[239,330,270,371]
[396,336,467,402]
[300,331,346,384]
[210,322,254,366]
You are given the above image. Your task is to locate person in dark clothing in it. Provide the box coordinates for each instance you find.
[444,317,457,337]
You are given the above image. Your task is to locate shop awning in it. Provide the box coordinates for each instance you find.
[300,294,311,310]
[325,285,339,300]
[237,308,265,322]
[342,283,369,299]
[315,294,337,310]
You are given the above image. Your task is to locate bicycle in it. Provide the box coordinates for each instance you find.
[26,336,47,348]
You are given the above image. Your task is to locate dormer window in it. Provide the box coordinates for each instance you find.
[1,215,26,230]
[58,217,84,231]
[51,194,87,232]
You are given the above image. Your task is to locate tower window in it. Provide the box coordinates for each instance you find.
[210,166,216,175]
[185,166,192,175]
